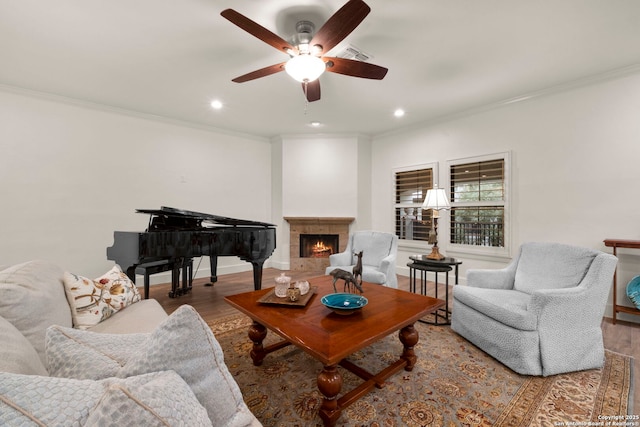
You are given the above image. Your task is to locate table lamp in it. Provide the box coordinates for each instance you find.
[422,186,450,260]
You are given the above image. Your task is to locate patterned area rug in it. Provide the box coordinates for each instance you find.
[209,314,633,427]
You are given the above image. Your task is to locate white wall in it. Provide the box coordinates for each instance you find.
[371,71,640,319]
[269,138,286,270]
[281,135,359,217]
[268,134,372,270]
[0,89,272,281]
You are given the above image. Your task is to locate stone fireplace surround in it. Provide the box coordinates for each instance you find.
[284,217,355,271]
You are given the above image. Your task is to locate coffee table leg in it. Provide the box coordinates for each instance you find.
[248,321,267,366]
[399,323,419,371]
[317,364,343,427]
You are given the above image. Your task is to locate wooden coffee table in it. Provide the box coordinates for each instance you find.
[225,275,445,426]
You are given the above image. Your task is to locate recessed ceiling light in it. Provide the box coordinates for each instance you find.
[309,121,322,127]
[210,100,223,110]
[393,108,405,118]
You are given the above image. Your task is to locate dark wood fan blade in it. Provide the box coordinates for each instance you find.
[324,57,388,80]
[303,80,321,102]
[232,62,287,83]
[221,9,295,54]
[310,0,370,54]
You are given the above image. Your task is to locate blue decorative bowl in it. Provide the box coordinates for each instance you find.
[321,293,368,315]
[626,275,640,309]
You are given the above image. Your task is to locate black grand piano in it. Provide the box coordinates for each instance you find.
[106,207,276,297]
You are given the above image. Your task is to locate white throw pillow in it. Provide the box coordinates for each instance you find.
[46,305,258,427]
[0,370,213,426]
[63,265,141,329]
[0,316,48,376]
[46,326,147,378]
[0,260,72,366]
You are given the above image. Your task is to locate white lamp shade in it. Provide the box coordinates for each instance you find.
[422,188,450,210]
[285,54,326,82]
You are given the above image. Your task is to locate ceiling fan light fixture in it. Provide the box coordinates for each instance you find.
[222,1,387,102]
[285,54,326,83]
[296,43,310,55]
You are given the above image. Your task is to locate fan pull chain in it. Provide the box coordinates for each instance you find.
[303,81,309,115]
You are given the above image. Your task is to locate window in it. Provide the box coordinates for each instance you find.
[448,153,510,255]
[393,164,436,242]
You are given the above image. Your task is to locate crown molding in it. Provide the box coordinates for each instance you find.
[375,63,640,139]
[0,83,270,143]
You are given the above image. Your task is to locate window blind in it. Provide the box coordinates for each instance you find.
[394,168,433,241]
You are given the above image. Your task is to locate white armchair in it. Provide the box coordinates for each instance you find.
[325,231,399,288]
[451,242,617,376]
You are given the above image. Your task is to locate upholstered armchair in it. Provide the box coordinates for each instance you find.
[451,242,617,376]
[325,231,399,288]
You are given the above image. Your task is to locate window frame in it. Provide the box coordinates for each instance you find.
[445,152,511,259]
[392,162,439,251]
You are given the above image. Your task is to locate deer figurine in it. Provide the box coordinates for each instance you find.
[352,251,363,288]
[329,268,363,294]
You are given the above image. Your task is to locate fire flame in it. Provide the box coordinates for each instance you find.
[314,241,329,251]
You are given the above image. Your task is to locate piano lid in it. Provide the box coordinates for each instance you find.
[136,206,275,228]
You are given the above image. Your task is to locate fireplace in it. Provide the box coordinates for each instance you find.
[300,234,339,258]
[285,217,354,271]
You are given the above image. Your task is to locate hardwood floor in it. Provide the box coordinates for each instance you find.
[151,268,639,411]
[151,268,327,319]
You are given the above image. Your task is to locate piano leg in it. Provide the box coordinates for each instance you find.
[181,258,193,295]
[207,256,218,286]
[251,260,266,291]
[143,273,150,300]
[206,256,263,290]
[169,264,181,298]
[125,266,136,283]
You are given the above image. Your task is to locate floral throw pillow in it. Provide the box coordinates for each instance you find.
[63,265,141,329]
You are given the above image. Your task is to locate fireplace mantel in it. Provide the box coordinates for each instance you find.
[285,217,355,271]
[284,217,355,225]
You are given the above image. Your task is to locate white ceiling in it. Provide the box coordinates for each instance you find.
[1,0,640,139]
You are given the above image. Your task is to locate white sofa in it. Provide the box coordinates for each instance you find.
[0,260,261,426]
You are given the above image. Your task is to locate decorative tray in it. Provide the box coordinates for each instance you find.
[258,287,317,307]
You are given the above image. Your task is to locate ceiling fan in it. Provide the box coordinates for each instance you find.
[220,0,388,102]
